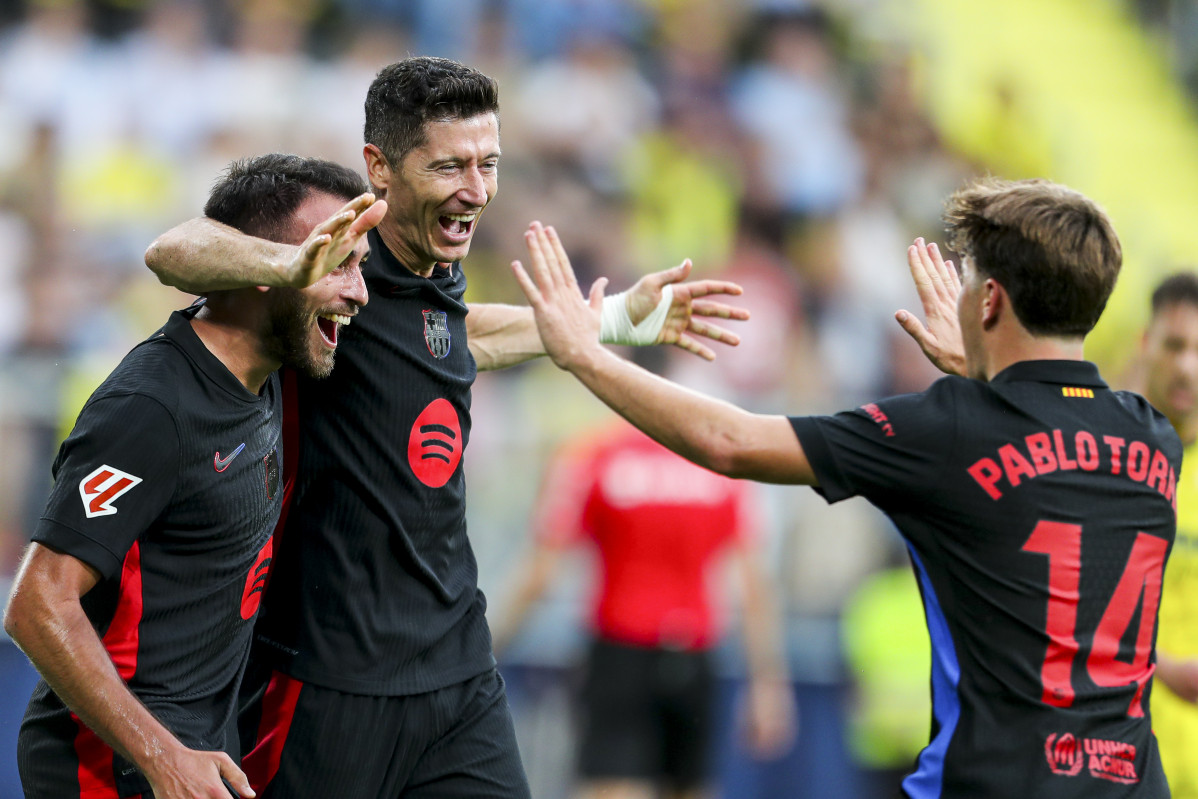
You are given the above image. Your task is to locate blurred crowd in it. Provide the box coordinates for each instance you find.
[0,0,975,589]
[5,0,1158,793]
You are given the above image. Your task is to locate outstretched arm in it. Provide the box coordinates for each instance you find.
[3,544,255,798]
[145,193,386,294]
[511,222,813,485]
[468,235,750,370]
[895,238,967,376]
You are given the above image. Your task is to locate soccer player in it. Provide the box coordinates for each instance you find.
[1139,273,1198,798]
[493,418,794,799]
[514,177,1179,798]
[3,154,380,799]
[143,57,747,798]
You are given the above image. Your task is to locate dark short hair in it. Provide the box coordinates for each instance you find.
[944,177,1122,337]
[1151,272,1198,316]
[204,153,369,242]
[364,56,499,167]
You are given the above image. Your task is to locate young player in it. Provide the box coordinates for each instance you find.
[514,177,1178,798]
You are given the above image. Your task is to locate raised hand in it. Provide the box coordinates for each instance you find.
[624,260,749,360]
[510,222,606,371]
[283,193,387,288]
[895,238,967,376]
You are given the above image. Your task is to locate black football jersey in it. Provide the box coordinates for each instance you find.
[18,306,281,798]
[792,361,1178,798]
[251,228,494,695]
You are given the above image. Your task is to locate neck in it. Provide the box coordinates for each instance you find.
[376,219,436,278]
[978,329,1086,382]
[191,301,279,394]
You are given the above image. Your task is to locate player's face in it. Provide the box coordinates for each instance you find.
[1143,300,1198,431]
[375,113,499,273]
[268,192,371,379]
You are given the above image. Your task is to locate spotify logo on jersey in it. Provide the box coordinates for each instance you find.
[407,399,463,488]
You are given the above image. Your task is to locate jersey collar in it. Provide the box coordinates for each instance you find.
[988,359,1107,388]
[164,301,270,402]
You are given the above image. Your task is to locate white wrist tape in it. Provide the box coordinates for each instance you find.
[600,286,674,346]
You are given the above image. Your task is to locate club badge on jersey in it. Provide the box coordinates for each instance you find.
[423,309,451,359]
[78,465,142,518]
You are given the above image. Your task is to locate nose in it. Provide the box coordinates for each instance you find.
[343,265,369,308]
[458,166,488,208]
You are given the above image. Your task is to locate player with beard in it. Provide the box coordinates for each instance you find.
[144,57,747,798]
[3,154,381,799]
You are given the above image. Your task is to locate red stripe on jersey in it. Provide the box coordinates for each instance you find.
[74,541,144,796]
[242,670,304,793]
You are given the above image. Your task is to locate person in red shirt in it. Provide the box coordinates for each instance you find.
[493,417,795,799]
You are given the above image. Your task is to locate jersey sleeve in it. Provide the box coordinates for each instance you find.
[34,393,181,579]
[789,377,961,508]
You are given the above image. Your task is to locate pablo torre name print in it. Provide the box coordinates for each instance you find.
[967,429,1177,507]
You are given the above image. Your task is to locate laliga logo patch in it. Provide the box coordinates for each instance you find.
[407,398,462,488]
[79,465,142,519]
[422,309,451,359]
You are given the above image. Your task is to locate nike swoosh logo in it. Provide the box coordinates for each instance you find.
[214,443,247,472]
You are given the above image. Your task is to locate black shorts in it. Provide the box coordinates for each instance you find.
[577,638,715,790]
[238,665,529,799]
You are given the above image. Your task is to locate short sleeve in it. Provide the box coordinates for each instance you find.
[34,393,181,578]
[790,377,961,509]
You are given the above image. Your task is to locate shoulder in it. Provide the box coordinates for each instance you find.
[79,337,197,429]
[1111,390,1183,460]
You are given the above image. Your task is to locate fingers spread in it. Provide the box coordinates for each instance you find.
[689,318,741,346]
[510,260,542,305]
[690,298,751,320]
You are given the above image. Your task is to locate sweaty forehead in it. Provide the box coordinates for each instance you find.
[417,114,501,158]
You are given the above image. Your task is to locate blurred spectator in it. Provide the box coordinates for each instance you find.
[730,6,863,219]
[512,29,659,194]
[493,415,795,799]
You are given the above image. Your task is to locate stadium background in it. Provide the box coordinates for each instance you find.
[1,0,1196,796]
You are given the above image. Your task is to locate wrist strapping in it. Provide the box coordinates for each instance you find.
[600,286,674,346]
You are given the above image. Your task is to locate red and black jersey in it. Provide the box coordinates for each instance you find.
[251,228,493,696]
[18,305,281,798]
[792,360,1179,798]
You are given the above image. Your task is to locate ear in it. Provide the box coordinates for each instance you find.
[981,278,1003,331]
[363,144,391,193]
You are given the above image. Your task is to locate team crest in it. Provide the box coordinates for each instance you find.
[423,309,451,359]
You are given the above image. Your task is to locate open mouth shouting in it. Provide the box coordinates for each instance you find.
[316,311,355,349]
[439,212,477,244]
